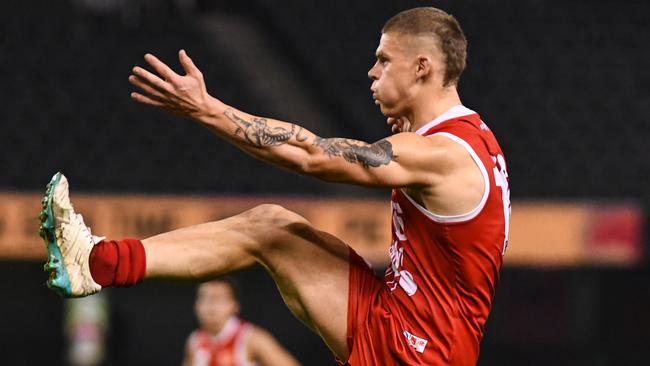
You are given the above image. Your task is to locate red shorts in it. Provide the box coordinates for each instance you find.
[338,248,398,366]
[338,249,477,366]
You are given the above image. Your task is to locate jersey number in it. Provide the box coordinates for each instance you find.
[492,154,510,255]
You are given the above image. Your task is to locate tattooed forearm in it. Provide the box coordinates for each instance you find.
[313,137,394,168]
[224,108,303,147]
[222,108,393,169]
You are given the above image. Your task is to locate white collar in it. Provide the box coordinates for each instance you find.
[415,105,477,135]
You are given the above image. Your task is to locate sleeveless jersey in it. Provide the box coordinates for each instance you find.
[384,105,511,365]
[187,317,256,366]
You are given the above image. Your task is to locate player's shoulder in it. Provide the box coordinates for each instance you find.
[188,328,202,339]
[244,324,279,357]
[186,329,203,349]
[246,324,270,340]
[380,133,474,185]
[247,324,283,347]
[388,131,460,152]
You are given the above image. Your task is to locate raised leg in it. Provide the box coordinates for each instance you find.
[41,173,351,359]
[142,204,351,359]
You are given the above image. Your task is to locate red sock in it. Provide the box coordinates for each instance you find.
[89,238,146,287]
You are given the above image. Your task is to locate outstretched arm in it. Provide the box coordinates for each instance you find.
[129,50,450,188]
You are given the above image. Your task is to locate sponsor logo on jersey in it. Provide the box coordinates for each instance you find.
[403,330,428,353]
[386,201,419,296]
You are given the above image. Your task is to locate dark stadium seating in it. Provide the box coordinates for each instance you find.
[2,0,649,201]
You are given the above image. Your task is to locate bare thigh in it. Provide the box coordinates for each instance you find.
[244,205,351,359]
[142,204,351,359]
[255,219,351,359]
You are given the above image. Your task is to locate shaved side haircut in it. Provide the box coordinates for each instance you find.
[383,7,467,86]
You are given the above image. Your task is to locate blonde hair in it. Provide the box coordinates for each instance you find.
[383,7,467,86]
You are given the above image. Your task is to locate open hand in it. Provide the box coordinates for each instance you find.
[387,117,412,134]
[129,50,215,118]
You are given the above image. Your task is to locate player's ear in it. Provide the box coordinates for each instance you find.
[415,55,432,81]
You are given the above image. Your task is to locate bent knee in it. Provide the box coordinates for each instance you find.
[244,204,309,228]
[241,204,315,253]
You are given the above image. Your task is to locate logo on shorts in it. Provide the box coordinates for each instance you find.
[403,330,428,353]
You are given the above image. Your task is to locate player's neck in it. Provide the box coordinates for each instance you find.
[203,323,226,335]
[203,316,236,336]
[408,86,462,132]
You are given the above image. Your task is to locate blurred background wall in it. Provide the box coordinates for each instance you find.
[1,0,649,365]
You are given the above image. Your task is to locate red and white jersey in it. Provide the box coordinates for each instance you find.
[384,105,510,365]
[188,317,256,366]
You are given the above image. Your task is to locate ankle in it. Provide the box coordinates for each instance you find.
[89,239,146,287]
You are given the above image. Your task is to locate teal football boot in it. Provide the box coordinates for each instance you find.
[40,172,103,297]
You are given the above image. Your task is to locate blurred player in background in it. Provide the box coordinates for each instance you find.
[40,7,510,365]
[183,278,300,366]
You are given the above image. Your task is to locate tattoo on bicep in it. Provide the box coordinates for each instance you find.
[224,108,305,147]
[295,126,309,142]
[313,137,394,168]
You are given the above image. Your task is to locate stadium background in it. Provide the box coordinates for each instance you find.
[1,0,649,364]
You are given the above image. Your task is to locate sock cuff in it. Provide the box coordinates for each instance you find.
[90,238,146,288]
[114,238,146,287]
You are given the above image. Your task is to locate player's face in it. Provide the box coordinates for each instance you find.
[368,32,418,117]
[195,282,239,332]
